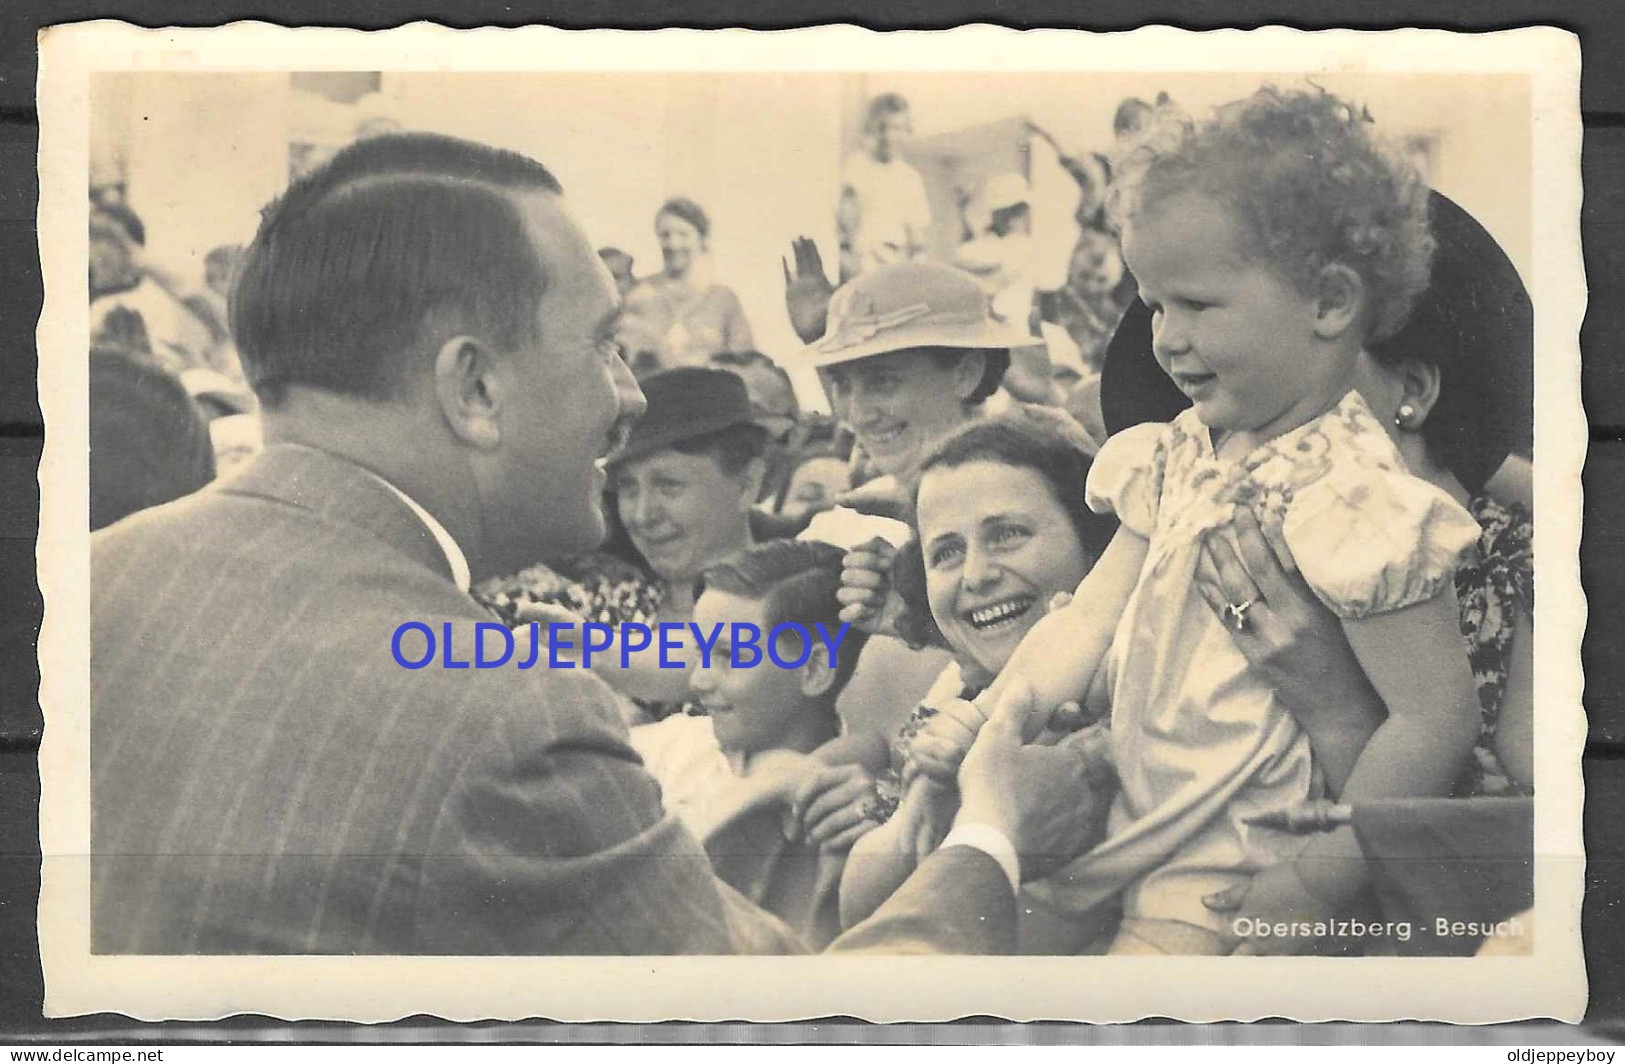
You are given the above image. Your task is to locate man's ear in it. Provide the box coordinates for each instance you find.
[951,349,988,401]
[799,642,839,699]
[433,335,504,449]
[1312,263,1366,341]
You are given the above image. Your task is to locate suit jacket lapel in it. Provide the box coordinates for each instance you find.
[221,444,459,588]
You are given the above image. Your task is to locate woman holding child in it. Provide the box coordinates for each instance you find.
[849,85,1534,956]
[1098,186,1535,801]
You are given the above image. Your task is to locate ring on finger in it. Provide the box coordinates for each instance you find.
[1221,597,1258,632]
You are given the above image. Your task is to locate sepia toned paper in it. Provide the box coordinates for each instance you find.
[36,20,1588,1023]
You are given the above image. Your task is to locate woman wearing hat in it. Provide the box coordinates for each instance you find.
[791,259,1057,740]
[476,367,774,721]
[801,260,1032,486]
[850,191,1535,952]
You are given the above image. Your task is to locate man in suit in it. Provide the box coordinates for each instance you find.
[90,132,1101,955]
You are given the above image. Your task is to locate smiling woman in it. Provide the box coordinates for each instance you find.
[838,408,1118,929]
[903,412,1118,684]
[617,197,755,372]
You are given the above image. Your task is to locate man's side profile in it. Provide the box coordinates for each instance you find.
[90,132,1100,955]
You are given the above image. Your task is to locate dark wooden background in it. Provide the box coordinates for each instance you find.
[0,0,1618,1043]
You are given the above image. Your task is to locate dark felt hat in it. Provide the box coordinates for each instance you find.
[1098,190,1533,494]
[611,366,757,466]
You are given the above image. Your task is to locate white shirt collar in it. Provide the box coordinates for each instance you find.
[364,471,472,594]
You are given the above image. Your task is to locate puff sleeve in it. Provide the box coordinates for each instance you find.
[1281,466,1480,619]
[1084,421,1167,537]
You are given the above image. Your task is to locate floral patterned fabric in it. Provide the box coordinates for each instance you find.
[1025,391,1480,937]
[868,663,975,823]
[473,553,706,720]
[1457,494,1534,796]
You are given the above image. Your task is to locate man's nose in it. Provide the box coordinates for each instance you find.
[687,657,716,692]
[612,355,647,425]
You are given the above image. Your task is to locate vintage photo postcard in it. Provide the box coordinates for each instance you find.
[35,21,1587,1023]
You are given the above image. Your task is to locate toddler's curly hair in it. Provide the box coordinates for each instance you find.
[1107,85,1435,343]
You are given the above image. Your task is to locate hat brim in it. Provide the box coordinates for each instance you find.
[608,409,759,467]
[796,320,1041,369]
[1098,189,1533,494]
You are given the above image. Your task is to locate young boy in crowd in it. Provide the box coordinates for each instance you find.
[628,539,885,947]
[629,539,883,848]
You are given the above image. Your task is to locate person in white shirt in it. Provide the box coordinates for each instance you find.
[89,205,215,377]
[628,539,887,946]
[839,93,934,280]
[629,539,885,849]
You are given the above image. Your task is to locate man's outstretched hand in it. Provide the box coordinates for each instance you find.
[783,236,836,345]
[955,679,1113,883]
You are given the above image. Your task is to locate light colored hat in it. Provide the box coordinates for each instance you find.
[798,260,1036,369]
[982,172,1031,213]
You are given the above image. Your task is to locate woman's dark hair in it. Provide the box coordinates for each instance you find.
[864,93,910,134]
[913,346,1011,406]
[892,410,1118,650]
[655,196,711,242]
[232,132,562,409]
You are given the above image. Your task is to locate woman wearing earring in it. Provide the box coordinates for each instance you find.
[1099,189,1534,797]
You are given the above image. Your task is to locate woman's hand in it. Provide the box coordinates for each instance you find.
[783,236,836,345]
[907,697,988,783]
[836,536,903,635]
[1202,861,1345,956]
[1196,509,1385,797]
[790,763,881,853]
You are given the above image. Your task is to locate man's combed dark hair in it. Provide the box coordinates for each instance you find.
[232,133,563,408]
[699,540,870,694]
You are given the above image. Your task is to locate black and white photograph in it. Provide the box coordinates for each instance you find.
[32,22,1587,1023]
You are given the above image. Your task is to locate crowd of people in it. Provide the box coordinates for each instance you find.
[87,81,1536,958]
[87,187,261,530]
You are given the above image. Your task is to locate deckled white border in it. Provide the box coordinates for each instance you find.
[36,21,1588,1023]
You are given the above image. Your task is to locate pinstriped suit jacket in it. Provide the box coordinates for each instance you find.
[91,444,808,954]
[90,443,1017,956]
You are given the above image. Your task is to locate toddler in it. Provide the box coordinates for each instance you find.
[902,86,1483,954]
